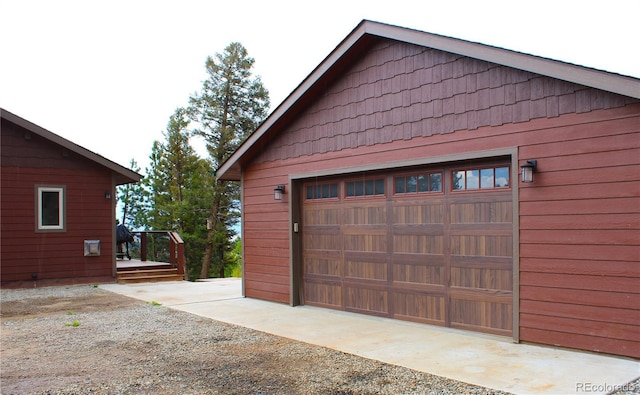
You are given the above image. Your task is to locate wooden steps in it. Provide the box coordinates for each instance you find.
[117,267,184,284]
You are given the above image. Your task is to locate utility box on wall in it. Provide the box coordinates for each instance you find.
[84,240,101,256]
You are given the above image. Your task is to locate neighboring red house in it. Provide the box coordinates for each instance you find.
[1,109,141,287]
[217,21,640,358]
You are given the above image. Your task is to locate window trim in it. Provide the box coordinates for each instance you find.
[451,165,511,192]
[36,185,66,232]
[303,181,340,202]
[344,177,386,199]
[393,171,444,196]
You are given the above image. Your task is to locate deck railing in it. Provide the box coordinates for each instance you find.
[127,230,186,276]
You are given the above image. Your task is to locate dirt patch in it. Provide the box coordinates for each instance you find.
[1,292,138,319]
[1,285,514,394]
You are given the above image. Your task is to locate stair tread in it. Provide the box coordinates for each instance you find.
[117,267,183,283]
[117,275,184,284]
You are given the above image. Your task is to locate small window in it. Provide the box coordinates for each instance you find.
[305,183,338,200]
[395,172,443,194]
[37,186,65,230]
[453,166,509,191]
[346,178,385,198]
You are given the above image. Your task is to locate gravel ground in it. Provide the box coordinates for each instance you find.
[1,285,637,395]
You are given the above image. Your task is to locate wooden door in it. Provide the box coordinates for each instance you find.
[301,162,513,336]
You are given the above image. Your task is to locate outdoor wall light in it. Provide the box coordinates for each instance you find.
[274,185,286,200]
[521,160,537,183]
[104,190,112,199]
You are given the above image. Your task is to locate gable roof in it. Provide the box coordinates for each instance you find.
[1,108,142,185]
[217,20,640,181]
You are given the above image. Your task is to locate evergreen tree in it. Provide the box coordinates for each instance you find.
[117,159,147,229]
[188,42,269,279]
[144,108,216,279]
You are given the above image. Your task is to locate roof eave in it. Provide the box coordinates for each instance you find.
[1,108,142,185]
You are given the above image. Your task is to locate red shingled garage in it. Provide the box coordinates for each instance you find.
[217,21,640,358]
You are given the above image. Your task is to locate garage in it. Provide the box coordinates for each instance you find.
[302,159,513,336]
[217,21,639,357]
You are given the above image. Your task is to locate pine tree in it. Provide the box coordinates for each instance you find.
[117,159,147,229]
[144,108,216,278]
[189,42,269,279]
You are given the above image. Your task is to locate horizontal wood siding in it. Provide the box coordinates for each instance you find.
[1,121,116,285]
[242,170,291,303]
[518,113,640,358]
[241,37,640,357]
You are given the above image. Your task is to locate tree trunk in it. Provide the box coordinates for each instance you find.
[199,225,214,279]
[217,243,225,278]
[200,185,222,279]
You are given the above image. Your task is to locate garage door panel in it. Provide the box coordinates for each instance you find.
[344,205,387,225]
[449,286,513,304]
[449,223,512,235]
[393,203,445,224]
[304,234,342,251]
[344,233,387,252]
[344,285,389,316]
[393,261,445,286]
[393,234,444,254]
[450,298,513,335]
[345,257,388,281]
[303,206,341,225]
[450,266,512,291]
[393,290,446,324]
[450,235,513,257]
[450,200,513,224]
[304,280,342,308]
[304,254,342,277]
[450,255,512,270]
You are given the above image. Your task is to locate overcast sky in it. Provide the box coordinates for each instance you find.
[2,0,638,172]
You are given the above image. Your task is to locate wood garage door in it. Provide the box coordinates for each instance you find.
[302,162,513,336]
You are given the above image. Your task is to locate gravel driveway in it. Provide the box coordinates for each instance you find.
[2,284,636,395]
[1,284,515,394]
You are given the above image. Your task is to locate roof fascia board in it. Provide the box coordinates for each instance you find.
[1,108,141,184]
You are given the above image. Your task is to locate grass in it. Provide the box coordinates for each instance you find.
[65,321,81,327]
[149,301,162,306]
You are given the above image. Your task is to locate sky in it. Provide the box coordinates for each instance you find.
[2,0,638,173]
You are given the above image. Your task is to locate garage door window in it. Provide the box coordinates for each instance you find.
[306,183,339,200]
[395,172,442,194]
[346,178,384,197]
[453,166,509,190]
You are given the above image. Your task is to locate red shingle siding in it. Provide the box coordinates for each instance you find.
[254,39,636,164]
[1,120,115,285]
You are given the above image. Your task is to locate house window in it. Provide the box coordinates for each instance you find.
[306,183,339,200]
[452,166,509,191]
[345,178,385,197]
[37,186,65,230]
[395,172,443,194]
